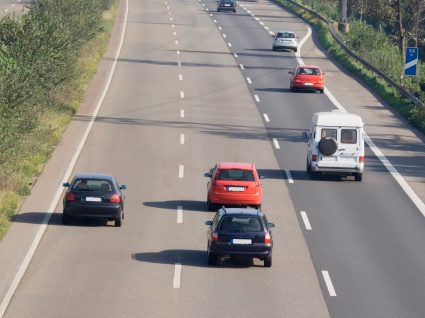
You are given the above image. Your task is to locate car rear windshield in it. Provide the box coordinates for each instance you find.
[341,129,357,144]
[297,67,321,75]
[216,169,255,181]
[72,179,112,192]
[277,32,294,38]
[220,216,264,232]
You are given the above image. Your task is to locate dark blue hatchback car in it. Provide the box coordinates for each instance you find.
[205,207,275,267]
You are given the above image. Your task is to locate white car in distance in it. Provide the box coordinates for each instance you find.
[272,31,298,52]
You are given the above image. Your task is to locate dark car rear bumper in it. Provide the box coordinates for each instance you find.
[64,203,121,219]
[210,243,272,259]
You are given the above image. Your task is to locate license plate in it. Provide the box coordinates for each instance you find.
[85,197,101,202]
[304,82,313,86]
[228,186,244,192]
[224,4,230,6]
[232,239,252,245]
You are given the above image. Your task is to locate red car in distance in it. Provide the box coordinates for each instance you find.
[205,162,264,211]
[289,65,325,93]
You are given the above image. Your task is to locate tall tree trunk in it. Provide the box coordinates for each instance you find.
[396,0,406,62]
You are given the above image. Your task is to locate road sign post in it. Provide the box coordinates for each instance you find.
[404,47,418,76]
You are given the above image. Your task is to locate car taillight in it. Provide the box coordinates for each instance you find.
[359,156,364,163]
[312,154,318,161]
[211,232,219,241]
[65,192,75,201]
[264,232,272,245]
[110,194,121,203]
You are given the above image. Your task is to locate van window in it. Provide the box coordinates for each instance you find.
[321,129,337,139]
[341,129,357,144]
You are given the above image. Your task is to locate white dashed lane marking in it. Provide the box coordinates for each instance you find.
[178,165,184,178]
[239,64,244,70]
[173,264,182,288]
[285,169,294,184]
[180,91,184,99]
[180,109,185,118]
[180,134,185,145]
[228,42,232,47]
[246,77,252,84]
[300,211,312,230]
[179,74,183,81]
[233,53,238,58]
[263,113,269,122]
[177,206,183,224]
[273,138,280,149]
[254,94,260,102]
[322,271,337,297]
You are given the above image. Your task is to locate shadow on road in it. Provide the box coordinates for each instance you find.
[143,200,207,212]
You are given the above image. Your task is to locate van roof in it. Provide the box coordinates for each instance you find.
[312,111,363,127]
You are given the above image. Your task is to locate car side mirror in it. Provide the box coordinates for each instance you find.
[205,221,213,226]
[62,182,70,188]
[120,185,127,190]
[302,131,310,140]
[204,172,212,178]
[259,175,265,179]
[288,71,293,74]
[268,222,275,228]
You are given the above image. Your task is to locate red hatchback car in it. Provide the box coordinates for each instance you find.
[205,162,264,211]
[289,65,325,93]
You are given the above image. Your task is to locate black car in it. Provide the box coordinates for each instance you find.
[62,173,126,227]
[205,207,275,267]
[217,0,236,13]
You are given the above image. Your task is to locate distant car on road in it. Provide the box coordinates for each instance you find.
[205,207,275,267]
[205,162,264,211]
[62,173,126,227]
[272,30,298,52]
[289,65,325,93]
[217,0,236,13]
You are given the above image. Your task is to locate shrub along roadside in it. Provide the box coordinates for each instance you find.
[274,0,425,134]
[0,0,118,239]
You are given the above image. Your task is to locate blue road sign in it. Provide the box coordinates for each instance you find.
[404,47,418,76]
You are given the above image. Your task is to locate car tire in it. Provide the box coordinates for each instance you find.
[217,8,220,12]
[319,88,324,94]
[114,211,123,227]
[207,200,215,211]
[207,251,217,266]
[290,85,295,92]
[355,173,363,181]
[264,255,272,267]
[306,160,311,175]
[294,48,298,52]
[318,137,338,156]
[233,9,236,13]
[62,211,71,225]
[272,46,276,51]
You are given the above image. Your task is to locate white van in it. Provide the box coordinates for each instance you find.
[305,111,364,181]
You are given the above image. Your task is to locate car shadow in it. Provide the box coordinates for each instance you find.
[11,211,112,226]
[143,200,208,212]
[256,87,291,93]
[131,249,256,268]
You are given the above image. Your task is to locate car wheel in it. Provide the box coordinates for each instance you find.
[290,85,295,92]
[114,211,123,227]
[256,204,262,210]
[319,88,324,94]
[264,255,272,267]
[272,46,276,51]
[207,200,217,211]
[217,8,220,12]
[207,251,217,266]
[306,160,311,175]
[355,173,363,181]
[233,9,236,13]
[294,48,298,52]
[62,211,71,225]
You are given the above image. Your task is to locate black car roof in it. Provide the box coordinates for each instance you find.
[220,207,263,217]
[73,173,115,181]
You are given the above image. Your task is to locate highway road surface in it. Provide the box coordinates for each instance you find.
[1,0,425,317]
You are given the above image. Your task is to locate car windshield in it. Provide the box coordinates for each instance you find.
[217,169,255,181]
[297,67,321,75]
[72,179,112,192]
[277,32,294,39]
[220,216,263,232]
[220,0,234,3]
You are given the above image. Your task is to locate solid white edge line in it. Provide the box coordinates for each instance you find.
[322,271,337,296]
[297,25,425,217]
[285,169,294,183]
[0,1,130,317]
[300,211,312,230]
[246,77,252,84]
[180,109,185,118]
[254,94,260,102]
[178,165,184,178]
[173,263,182,288]
[273,138,280,149]
[263,113,269,122]
[180,133,185,145]
[177,206,183,224]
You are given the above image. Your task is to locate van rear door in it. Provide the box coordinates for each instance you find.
[335,128,360,168]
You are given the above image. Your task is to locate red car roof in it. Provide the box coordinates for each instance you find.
[298,65,321,69]
[217,162,255,170]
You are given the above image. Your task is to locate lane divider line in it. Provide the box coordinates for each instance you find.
[175,40,178,45]
[180,91,184,99]
[285,169,294,183]
[177,50,180,55]
[178,61,182,67]
[180,109,185,118]
[179,74,183,81]
[173,263,182,288]
[178,165,184,178]
[300,211,312,230]
[273,138,280,149]
[246,77,252,84]
[233,53,238,58]
[180,134,185,145]
[177,206,183,224]
[322,271,337,297]
[263,113,269,122]
[0,1,130,317]
[254,94,260,102]
[239,64,244,70]
[228,42,232,47]
[172,24,175,28]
